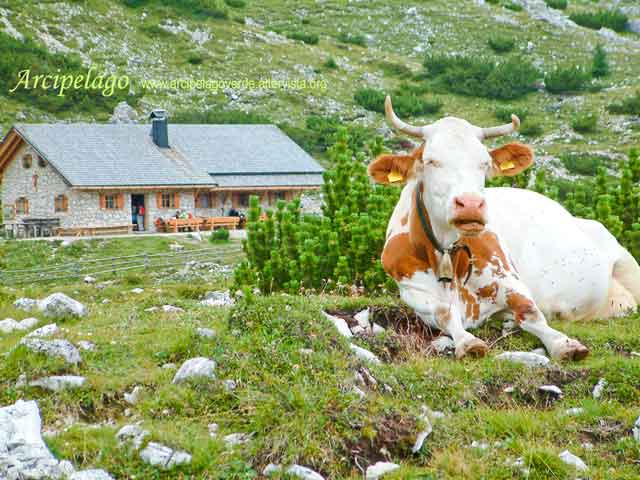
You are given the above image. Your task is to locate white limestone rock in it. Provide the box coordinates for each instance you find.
[29,376,86,392]
[564,407,585,416]
[633,416,640,442]
[131,288,144,294]
[592,378,607,399]
[0,317,38,334]
[140,442,191,469]
[38,293,87,318]
[372,323,386,335]
[14,297,38,312]
[366,461,400,479]
[558,450,588,471]
[0,400,69,479]
[495,351,550,368]
[69,469,114,480]
[539,385,563,397]
[286,464,325,480]
[223,433,251,447]
[354,309,371,329]
[208,423,218,438]
[430,336,455,355]
[349,344,381,364]
[78,340,96,351]
[200,290,234,307]
[83,276,96,284]
[109,101,138,124]
[162,305,184,314]
[412,406,433,453]
[116,424,149,449]
[322,311,353,338]
[26,323,59,338]
[263,463,283,475]
[124,386,144,405]
[172,357,216,383]
[21,338,81,365]
[223,379,237,391]
[196,327,216,339]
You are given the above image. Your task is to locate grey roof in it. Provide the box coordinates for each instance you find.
[13,123,324,188]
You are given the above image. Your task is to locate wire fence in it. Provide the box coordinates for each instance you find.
[0,247,226,285]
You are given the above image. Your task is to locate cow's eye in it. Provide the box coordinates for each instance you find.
[425,159,441,168]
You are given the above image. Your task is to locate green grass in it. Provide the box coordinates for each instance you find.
[1,237,639,478]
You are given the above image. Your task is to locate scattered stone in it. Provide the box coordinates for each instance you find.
[299,348,313,355]
[592,378,607,399]
[558,450,588,471]
[15,373,27,388]
[26,323,59,338]
[78,340,96,351]
[109,101,138,124]
[372,323,385,335]
[351,325,367,336]
[162,305,184,314]
[366,461,400,479]
[200,290,234,307]
[322,311,353,338]
[131,288,144,294]
[0,400,71,479]
[172,357,216,383]
[352,386,366,398]
[169,243,184,251]
[21,338,81,365]
[196,327,216,339]
[632,416,640,442]
[208,423,218,438]
[503,386,515,393]
[69,469,114,480]
[140,442,192,469]
[286,464,325,480]
[495,351,550,368]
[223,433,251,447]
[471,440,489,450]
[144,307,159,313]
[14,297,38,312]
[29,375,86,392]
[223,379,237,391]
[350,343,382,364]
[0,317,38,334]
[565,407,585,416]
[101,299,110,304]
[354,309,371,329]
[162,363,177,370]
[124,386,144,405]
[412,406,433,453]
[83,276,96,284]
[116,424,149,449]
[38,293,87,318]
[430,336,455,355]
[539,385,563,397]
[263,463,283,475]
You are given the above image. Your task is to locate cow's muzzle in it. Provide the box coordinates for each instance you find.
[451,194,487,235]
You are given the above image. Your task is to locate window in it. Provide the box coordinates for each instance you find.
[238,193,250,207]
[100,193,123,210]
[54,194,68,212]
[157,192,179,209]
[275,191,286,201]
[22,154,32,169]
[15,197,29,215]
[37,156,46,168]
[105,195,117,209]
[195,192,218,209]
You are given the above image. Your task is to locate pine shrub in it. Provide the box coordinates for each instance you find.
[519,118,544,137]
[569,10,629,32]
[338,33,367,47]
[233,129,398,294]
[591,44,609,78]
[495,105,529,123]
[354,88,442,117]
[210,228,230,242]
[488,34,516,53]
[544,0,567,10]
[571,112,598,133]
[324,57,338,69]
[287,31,319,45]
[224,0,245,7]
[503,2,523,12]
[607,91,640,115]
[544,65,591,93]
[560,153,603,175]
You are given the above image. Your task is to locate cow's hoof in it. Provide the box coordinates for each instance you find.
[550,338,589,361]
[455,338,489,359]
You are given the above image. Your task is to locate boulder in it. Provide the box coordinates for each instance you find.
[29,376,86,392]
[139,442,191,469]
[172,357,216,383]
[116,424,149,450]
[349,344,381,364]
[322,312,352,338]
[0,317,38,334]
[366,462,400,479]
[354,309,371,330]
[83,276,96,284]
[286,465,325,480]
[14,298,38,312]
[0,400,71,479]
[263,463,283,475]
[633,416,640,442]
[38,293,87,318]
[20,338,81,365]
[495,351,549,368]
[69,470,114,480]
[592,378,607,399]
[26,323,59,338]
[200,290,234,307]
[208,423,218,438]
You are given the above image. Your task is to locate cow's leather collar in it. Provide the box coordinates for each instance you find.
[416,182,473,285]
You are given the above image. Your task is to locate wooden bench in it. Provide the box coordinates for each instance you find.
[167,218,204,233]
[202,216,240,230]
[55,224,134,237]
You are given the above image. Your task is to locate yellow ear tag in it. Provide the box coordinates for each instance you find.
[387,171,404,183]
[500,161,516,171]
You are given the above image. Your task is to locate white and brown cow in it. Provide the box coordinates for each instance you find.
[370,96,640,360]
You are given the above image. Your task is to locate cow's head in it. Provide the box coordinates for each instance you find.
[369,96,534,239]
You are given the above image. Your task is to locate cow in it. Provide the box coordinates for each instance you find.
[369,96,640,360]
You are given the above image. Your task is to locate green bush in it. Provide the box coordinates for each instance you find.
[287,31,319,45]
[569,10,629,32]
[186,53,206,65]
[488,34,515,53]
[378,61,412,77]
[424,54,539,100]
[519,118,544,137]
[210,228,230,243]
[495,105,529,123]
[234,129,397,294]
[173,108,271,124]
[354,88,442,117]
[571,112,598,133]
[224,0,245,7]
[338,32,367,47]
[544,66,591,93]
[121,0,229,19]
[561,153,603,176]
[503,2,523,12]
[140,23,173,37]
[591,44,609,78]
[607,91,640,115]
[544,0,567,10]
[323,57,338,69]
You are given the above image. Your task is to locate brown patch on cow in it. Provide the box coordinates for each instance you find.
[400,214,409,226]
[506,291,535,325]
[489,142,534,177]
[478,282,499,302]
[368,144,425,184]
[458,286,480,321]
[381,233,431,281]
[460,231,511,277]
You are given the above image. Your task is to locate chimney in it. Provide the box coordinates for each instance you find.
[149,109,169,148]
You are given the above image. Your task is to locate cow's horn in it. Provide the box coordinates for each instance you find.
[480,115,520,139]
[385,96,425,139]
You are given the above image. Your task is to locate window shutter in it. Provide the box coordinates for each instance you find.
[99,194,106,209]
[174,192,180,208]
[156,192,162,208]
[211,192,218,208]
[63,195,68,211]
[117,193,125,209]
[195,191,201,208]
[25,198,29,214]
[232,193,238,209]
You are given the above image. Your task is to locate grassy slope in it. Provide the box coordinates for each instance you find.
[0,0,638,166]
[0,237,639,479]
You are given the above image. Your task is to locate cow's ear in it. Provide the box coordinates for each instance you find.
[368,145,424,184]
[489,143,534,177]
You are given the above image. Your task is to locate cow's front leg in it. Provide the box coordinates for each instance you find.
[436,304,489,359]
[506,291,589,361]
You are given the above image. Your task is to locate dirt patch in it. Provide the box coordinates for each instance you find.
[580,418,626,442]
[545,366,590,386]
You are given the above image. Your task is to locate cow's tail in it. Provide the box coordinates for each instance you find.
[612,248,640,304]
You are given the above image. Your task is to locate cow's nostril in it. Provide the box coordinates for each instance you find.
[455,198,465,208]
[479,199,486,209]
